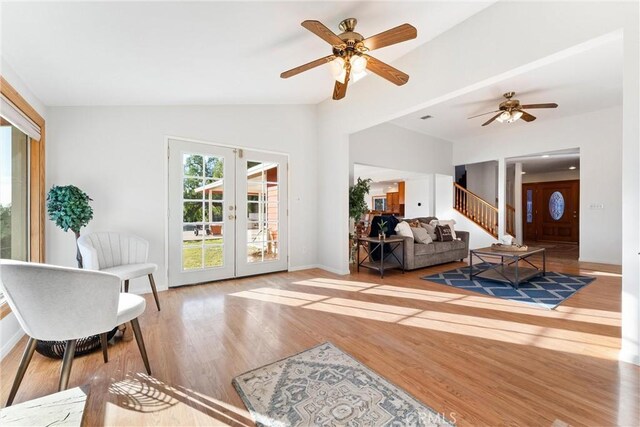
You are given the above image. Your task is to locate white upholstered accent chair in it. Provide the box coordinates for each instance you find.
[78,232,160,311]
[0,260,151,406]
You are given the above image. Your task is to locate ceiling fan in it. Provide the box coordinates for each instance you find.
[280,18,417,100]
[468,92,558,126]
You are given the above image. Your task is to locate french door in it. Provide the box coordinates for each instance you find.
[168,139,288,286]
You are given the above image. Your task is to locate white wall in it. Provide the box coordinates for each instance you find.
[453,106,622,265]
[350,123,453,176]
[465,161,498,206]
[46,105,319,290]
[522,169,580,183]
[0,58,48,359]
[404,178,432,218]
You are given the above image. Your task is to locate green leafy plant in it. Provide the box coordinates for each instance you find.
[47,185,94,268]
[349,177,372,220]
[378,219,388,237]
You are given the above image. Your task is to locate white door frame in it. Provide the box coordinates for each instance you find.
[163,135,290,287]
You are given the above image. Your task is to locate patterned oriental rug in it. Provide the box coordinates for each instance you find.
[232,342,454,427]
[422,263,595,310]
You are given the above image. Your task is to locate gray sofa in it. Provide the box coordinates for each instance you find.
[394,216,469,270]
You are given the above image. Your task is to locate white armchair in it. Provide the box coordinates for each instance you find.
[78,232,160,311]
[0,260,151,406]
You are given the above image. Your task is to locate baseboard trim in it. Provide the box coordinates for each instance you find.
[288,264,320,272]
[1,327,25,361]
[578,257,622,266]
[619,347,640,366]
[317,265,350,276]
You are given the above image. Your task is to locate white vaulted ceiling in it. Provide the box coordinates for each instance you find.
[0,1,494,106]
[390,36,623,142]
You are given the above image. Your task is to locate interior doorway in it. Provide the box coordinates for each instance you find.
[168,138,288,287]
[506,148,581,261]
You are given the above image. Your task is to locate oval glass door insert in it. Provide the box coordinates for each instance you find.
[549,191,565,220]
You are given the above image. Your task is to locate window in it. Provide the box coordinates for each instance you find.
[0,76,46,319]
[372,196,387,211]
[0,119,29,261]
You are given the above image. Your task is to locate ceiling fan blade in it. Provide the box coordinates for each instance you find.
[467,110,501,119]
[520,110,537,122]
[482,113,503,127]
[281,55,336,79]
[333,68,351,100]
[363,23,417,51]
[301,20,345,47]
[365,55,409,86]
[520,103,558,109]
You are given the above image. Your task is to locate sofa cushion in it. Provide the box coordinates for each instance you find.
[432,240,466,253]
[414,243,436,256]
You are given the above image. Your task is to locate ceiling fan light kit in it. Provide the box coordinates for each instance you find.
[280,18,417,100]
[468,92,558,126]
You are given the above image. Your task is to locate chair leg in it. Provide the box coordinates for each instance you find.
[130,318,151,375]
[6,337,38,406]
[124,279,129,293]
[100,333,109,363]
[148,274,161,311]
[58,340,77,392]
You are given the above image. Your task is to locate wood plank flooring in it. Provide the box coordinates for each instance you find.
[1,257,638,426]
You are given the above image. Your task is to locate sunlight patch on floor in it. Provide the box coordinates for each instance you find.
[289,277,620,327]
[230,286,620,359]
[292,278,377,291]
[105,373,253,426]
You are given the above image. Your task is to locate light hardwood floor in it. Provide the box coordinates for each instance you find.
[1,257,638,426]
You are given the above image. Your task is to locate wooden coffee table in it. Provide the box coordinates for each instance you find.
[469,246,546,289]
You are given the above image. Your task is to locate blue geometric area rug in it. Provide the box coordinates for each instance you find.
[232,342,455,427]
[422,263,595,310]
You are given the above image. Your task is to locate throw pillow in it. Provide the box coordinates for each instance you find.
[420,222,437,240]
[394,221,414,240]
[408,219,421,228]
[430,219,457,239]
[410,226,433,244]
[435,224,454,242]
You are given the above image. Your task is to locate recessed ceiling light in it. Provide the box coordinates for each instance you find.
[541,155,550,158]
[420,115,433,120]
[521,171,526,175]
[569,166,576,170]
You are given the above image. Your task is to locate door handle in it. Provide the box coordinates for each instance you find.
[228,215,236,220]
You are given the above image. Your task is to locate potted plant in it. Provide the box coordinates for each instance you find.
[378,219,388,240]
[349,177,372,262]
[349,177,372,223]
[47,185,94,268]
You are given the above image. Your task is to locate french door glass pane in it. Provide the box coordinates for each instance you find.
[0,122,29,261]
[181,153,225,270]
[246,161,279,263]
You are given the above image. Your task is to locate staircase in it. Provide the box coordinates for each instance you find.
[453,183,515,238]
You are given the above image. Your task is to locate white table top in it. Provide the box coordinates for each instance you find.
[0,387,88,426]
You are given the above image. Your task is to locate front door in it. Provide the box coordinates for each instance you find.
[522,180,579,243]
[168,139,288,286]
